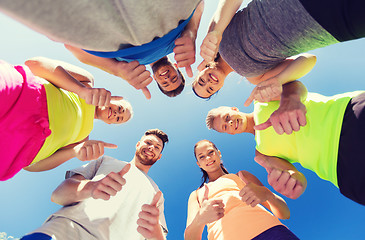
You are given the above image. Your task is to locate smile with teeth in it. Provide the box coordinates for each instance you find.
[143,149,154,158]
[160,70,169,76]
[209,73,218,83]
[206,160,215,166]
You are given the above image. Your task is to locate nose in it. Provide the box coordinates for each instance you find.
[148,145,155,151]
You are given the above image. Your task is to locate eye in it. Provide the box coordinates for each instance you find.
[171,76,178,83]
[117,117,120,122]
[198,78,205,86]
[208,150,214,156]
[223,125,227,131]
[199,155,205,160]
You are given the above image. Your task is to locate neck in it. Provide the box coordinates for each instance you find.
[208,167,226,182]
[217,55,234,76]
[245,113,256,135]
[131,156,151,174]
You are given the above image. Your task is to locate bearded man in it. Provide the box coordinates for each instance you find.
[21,129,169,240]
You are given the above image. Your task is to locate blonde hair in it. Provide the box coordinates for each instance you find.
[206,106,231,130]
[111,97,134,123]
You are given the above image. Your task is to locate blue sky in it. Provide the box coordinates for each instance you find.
[1,1,365,239]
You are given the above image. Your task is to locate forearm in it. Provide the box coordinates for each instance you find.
[208,0,243,33]
[25,57,93,93]
[265,192,290,219]
[65,44,121,77]
[276,53,316,85]
[23,147,76,172]
[51,177,94,206]
[183,1,204,38]
[184,217,205,240]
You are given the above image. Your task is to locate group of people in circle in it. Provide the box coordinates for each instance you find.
[0,0,364,239]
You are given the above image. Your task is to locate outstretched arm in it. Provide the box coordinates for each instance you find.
[23,140,117,172]
[198,0,243,70]
[51,163,130,206]
[65,44,152,99]
[174,0,205,77]
[254,150,307,199]
[25,56,111,106]
[254,80,308,134]
[237,170,290,219]
[245,53,316,106]
[185,185,225,240]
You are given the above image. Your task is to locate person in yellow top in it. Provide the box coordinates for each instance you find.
[0,57,132,180]
[185,140,299,240]
[206,80,365,205]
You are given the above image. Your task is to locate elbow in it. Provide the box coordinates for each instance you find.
[50,191,60,204]
[24,58,41,70]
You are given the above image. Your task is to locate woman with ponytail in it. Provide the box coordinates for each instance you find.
[185,140,299,240]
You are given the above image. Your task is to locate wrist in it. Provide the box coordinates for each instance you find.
[82,180,95,199]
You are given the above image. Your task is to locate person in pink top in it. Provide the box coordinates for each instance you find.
[185,140,299,240]
[0,57,132,181]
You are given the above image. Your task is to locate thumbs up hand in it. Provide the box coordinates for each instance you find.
[255,154,306,199]
[137,191,165,240]
[90,163,130,201]
[238,171,271,207]
[196,184,225,225]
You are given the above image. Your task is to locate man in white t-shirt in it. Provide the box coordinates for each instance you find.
[21,129,169,240]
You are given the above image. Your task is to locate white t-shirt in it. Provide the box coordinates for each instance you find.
[30,156,167,240]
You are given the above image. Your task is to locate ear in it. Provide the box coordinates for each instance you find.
[218,150,222,158]
[196,161,201,168]
[174,63,178,68]
[157,153,162,161]
[111,96,124,101]
[136,141,140,148]
[231,107,239,111]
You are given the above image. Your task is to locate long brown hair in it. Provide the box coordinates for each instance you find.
[194,140,229,188]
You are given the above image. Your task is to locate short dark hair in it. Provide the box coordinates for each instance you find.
[144,129,169,150]
[158,68,185,97]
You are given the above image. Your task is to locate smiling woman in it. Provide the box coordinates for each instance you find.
[184,140,299,240]
[0,57,133,180]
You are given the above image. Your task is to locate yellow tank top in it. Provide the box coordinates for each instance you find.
[255,91,363,187]
[32,80,95,163]
[196,174,282,240]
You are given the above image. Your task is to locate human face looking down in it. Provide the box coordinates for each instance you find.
[135,134,163,166]
[212,107,247,135]
[96,101,132,124]
[195,140,222,173]
[193,64,226,98]
[152,58,182,92]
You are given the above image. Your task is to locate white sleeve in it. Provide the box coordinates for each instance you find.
[65,156,104,180]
